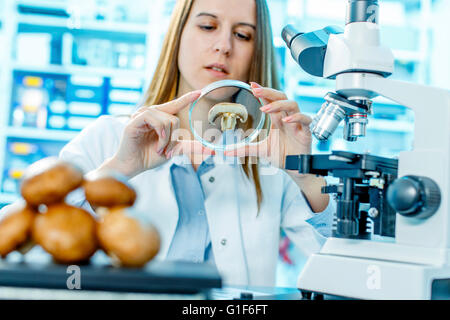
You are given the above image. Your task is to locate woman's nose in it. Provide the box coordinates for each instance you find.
[214,31,232,56]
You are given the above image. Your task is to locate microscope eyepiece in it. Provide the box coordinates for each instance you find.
[346,0,379,25]
[281,25,303,49]
[281,25,342,78]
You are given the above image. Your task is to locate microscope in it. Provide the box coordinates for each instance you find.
[282,0,450,299]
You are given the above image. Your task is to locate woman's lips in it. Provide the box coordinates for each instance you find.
[204,64,229,78]
[205,67,229,78]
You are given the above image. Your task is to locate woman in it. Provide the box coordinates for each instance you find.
[58,0,334,286]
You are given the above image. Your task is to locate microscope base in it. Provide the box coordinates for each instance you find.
[297,239,450,300]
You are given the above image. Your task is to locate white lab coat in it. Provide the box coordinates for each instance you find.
[59,115,333,287]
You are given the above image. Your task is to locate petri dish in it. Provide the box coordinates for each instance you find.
[189,80,270,151]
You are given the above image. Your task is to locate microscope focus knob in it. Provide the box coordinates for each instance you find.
[387,176,441,219]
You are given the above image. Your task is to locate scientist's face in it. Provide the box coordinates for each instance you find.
[177,0,256,95]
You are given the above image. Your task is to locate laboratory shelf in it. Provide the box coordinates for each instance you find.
[370,119,414,133]
[0,0,153,208]
[17,0,67,12]
[393,49,425,62]
[12,64,146,79]
[17,16,149,37]
[295,86,334,99]
[0,193,20,205]
[5,127,78,142]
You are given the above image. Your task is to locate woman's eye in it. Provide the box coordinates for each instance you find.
[235,32,251,41]
[200,25,215,31]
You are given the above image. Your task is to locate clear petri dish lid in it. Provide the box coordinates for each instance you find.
[189,80,270,151]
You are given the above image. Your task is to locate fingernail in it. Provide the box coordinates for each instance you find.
[260,106,270,112]
[250,82,262,88]
[161,129,166,139]
[282,116,293,122]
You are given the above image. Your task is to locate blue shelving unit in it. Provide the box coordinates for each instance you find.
[0,0,163,204]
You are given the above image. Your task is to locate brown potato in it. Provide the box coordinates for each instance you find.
[0,202,36,258]
[32,203,98,264]
[21,157,84,207]
[97,207,160,267]
[83,171,136,208]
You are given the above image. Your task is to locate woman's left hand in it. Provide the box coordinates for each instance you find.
[224,82,312,168]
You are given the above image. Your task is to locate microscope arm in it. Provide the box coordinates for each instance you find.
[336,72,450,248]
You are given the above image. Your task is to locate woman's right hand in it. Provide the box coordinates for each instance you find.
[102,90,214,178]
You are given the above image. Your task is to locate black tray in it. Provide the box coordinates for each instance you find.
[0,248,222,294]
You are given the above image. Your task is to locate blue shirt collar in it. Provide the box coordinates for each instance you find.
[170,154,216,177]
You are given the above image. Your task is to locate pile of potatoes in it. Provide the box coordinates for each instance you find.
[0,157,160,267]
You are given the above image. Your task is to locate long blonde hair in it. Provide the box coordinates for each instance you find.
[142,0,280,211]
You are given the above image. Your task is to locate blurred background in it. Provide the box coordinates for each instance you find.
[0,0,449,287]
